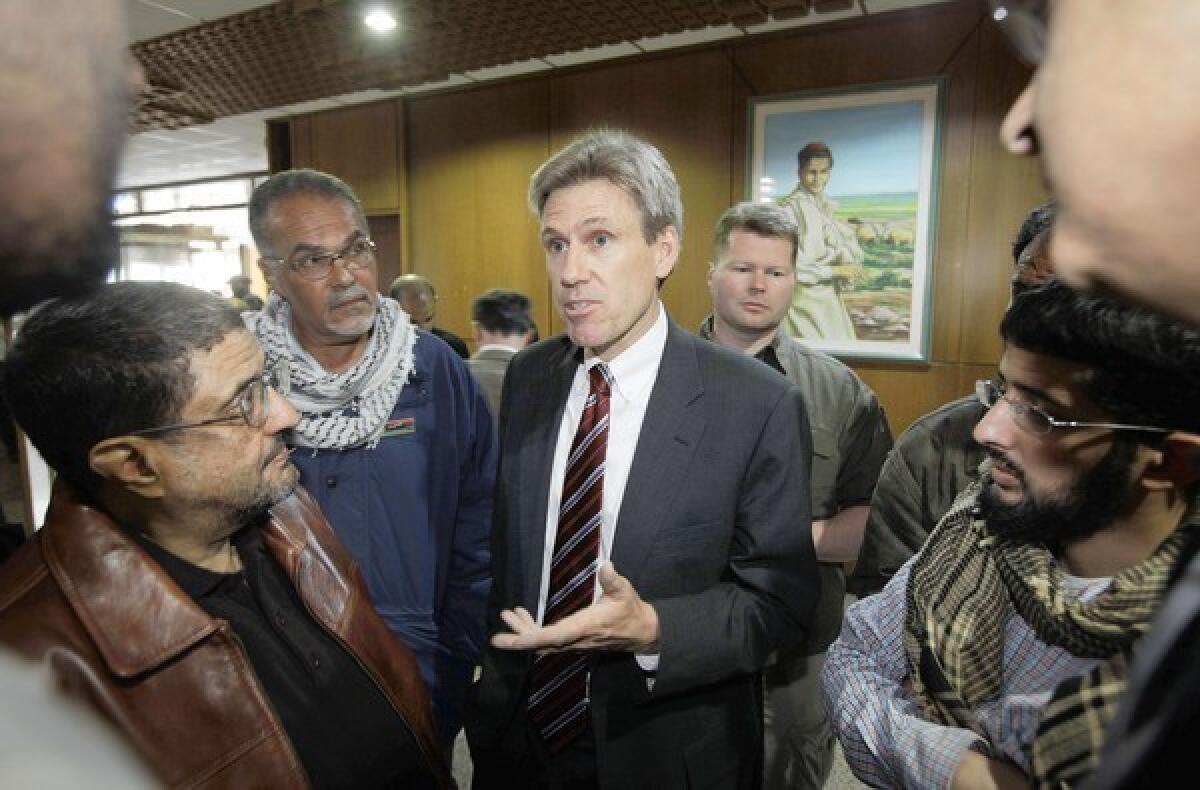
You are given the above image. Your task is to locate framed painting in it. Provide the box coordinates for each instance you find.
[748,79,942,361]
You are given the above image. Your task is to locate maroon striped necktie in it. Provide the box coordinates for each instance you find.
[527,363,612,754]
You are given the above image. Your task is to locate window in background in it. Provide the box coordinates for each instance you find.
[113,174,265,297]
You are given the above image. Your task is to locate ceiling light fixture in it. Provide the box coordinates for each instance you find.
[364,9,397,33]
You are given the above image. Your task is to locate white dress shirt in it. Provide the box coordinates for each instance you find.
[536,302,668,669]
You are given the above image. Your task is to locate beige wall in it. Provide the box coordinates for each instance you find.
[280,1,1046,433]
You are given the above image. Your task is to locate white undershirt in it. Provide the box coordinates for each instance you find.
[1060,570,1112,601]
[536,302,668,668]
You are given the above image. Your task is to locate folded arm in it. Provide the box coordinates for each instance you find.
[824,562,988,788]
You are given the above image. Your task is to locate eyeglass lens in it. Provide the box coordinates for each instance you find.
[978,379,1050,434]
[292,238,374,280]
[241,374,271,428]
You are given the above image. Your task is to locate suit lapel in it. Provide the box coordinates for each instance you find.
[517,339,580,610]
[610,323,707,586]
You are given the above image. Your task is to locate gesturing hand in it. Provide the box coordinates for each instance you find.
[491,563,660,654]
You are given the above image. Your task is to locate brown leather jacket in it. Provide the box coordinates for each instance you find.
[0,482,450,789]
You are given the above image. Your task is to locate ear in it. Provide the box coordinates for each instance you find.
[653,226,681,281]
[88,438,167,500]
[471,320,483,344]
[1140,432,1200,492]
[706,260,717,292]
[257,258,283,295]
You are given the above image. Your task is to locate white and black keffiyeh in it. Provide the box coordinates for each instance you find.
[246,293,417,449]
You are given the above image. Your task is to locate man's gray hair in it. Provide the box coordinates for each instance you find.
[711,201,798,263]
[247,168,368,257]
[528,129,684,242]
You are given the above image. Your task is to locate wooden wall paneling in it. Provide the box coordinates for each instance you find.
[924,26,981,364]
[956,21,1046,365]
[309,101,402,213]
[957,362,997,399]
[266,119,292,172]
[405,78,552,344]
[548,49,735,335]
[368,215,401,294]
[288,114,314,171]
[395,101,410,270]
[849,361,973,436]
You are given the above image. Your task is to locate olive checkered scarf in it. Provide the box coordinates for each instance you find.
[903,479,1195,788]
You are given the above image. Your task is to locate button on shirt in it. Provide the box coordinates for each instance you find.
[537,301,668,670]
[138,527,436,790]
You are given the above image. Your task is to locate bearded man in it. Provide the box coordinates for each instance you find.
[824,281,1200,789]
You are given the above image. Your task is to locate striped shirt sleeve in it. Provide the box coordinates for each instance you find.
[823,561,986,788]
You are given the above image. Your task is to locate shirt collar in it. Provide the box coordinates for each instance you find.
[134,527,262,600]
[476,343,520,354]
[581,300,668,404]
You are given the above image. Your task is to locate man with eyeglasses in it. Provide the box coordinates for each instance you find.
[245,169,497,751]
[993,5,1200,786]
[851,203,1055,598]
[824,281,1200,789]
[0,281,449,787]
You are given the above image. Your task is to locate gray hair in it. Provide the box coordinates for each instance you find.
[528,129,684,242]
[247,169,368,257]
[711,201,798,264]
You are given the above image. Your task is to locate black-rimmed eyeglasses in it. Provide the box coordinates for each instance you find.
[975,379,1169,437]
[264,237,376,282]
[125,371,276,437]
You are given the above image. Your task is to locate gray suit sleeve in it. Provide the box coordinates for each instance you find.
[650,384,818,697]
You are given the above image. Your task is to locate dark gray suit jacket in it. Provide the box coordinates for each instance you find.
[466,321,818,789]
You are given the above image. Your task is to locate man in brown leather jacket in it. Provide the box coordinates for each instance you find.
[0,281,449,789]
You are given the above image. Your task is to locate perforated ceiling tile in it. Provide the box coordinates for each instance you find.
[129,0,940,132]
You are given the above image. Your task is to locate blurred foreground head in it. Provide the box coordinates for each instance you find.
[0,0,132,316]
[998,0,1200,326]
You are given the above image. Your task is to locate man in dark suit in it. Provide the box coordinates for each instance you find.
[466,130,818,788]
[391,273,471,358]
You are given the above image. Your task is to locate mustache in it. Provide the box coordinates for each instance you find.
[982,449,1025,483]
[329,285,373,309]
[264,441,292,466]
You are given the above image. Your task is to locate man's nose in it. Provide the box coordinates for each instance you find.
[972,396,1014,449]
[1000,77,1040,156]
[328,256,357,286]
[559,245,587,285]
[265,387,300,433]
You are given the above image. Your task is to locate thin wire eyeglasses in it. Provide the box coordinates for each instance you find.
[265,237,376,282]
[975,379,1169,437]
[124,371,277,437]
